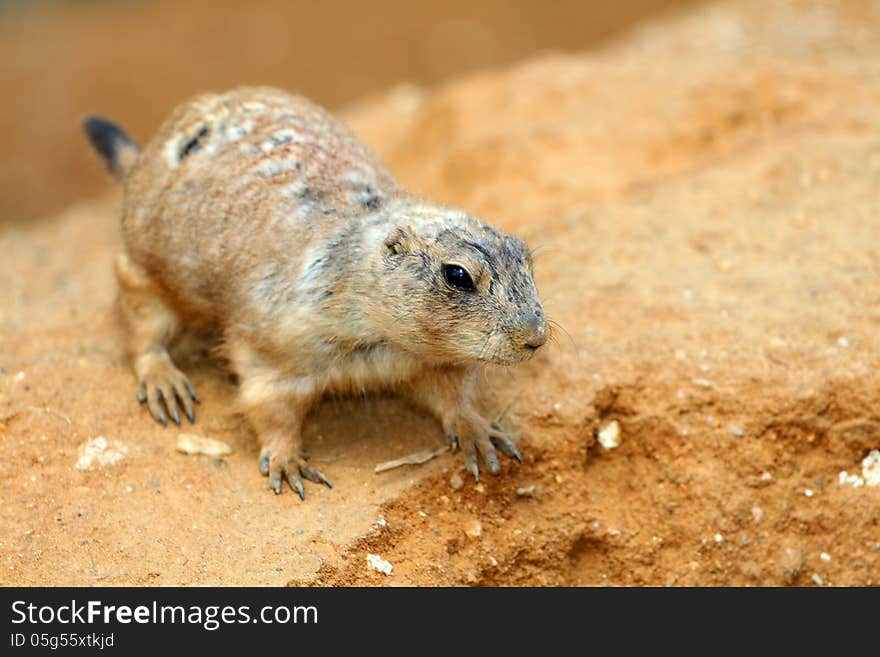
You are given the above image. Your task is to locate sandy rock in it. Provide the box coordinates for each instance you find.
[366,553,393,576]
[175,433,233,457]
[75,437,127,470]
[464,519,483,540]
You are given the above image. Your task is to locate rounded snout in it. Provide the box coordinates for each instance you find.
[518,308,547,352]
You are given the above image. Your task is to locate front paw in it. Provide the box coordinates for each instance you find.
[447,418,522,483]
[258,448,332,501]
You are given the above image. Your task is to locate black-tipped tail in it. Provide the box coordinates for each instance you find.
[82,115,140,181]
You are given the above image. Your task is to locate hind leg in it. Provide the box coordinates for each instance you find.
[115,253,199,426]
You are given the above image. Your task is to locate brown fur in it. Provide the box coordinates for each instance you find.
[89,86,547,496]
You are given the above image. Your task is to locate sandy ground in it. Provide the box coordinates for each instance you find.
[0,0,695,224]
[2,0,880,586]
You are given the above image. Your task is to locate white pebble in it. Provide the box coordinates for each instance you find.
[804,489,814,497]
[75,436,127,470]
[837,337,849,348]
[862,450,880,487]
[691,378,712,388]
[811,573,824,586]
[820,552,831,562]
[714,533,724,543]
[597,420,621,450]
[516,485,541,498]
[366,553,393,576]
[839,470,865,488]
[729,426,746,437]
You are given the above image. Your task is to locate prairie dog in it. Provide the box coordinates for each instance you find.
[83,87,546,499]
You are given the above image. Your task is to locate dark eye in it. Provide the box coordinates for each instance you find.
[443,264,475,292]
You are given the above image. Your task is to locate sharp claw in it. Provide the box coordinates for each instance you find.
[511,446,523,464]
[447,434,460,453]
[487,453,501,474]
[136,383,147,404]
[467,459,480,483]
[184,381,201,404]
[490,435,523,463]
[288,475,305,501]
[300,465,333,489]
[155,389,172,426]
[168,404,181,426]
[269,470,282,494]
[259,453,270,475]
[175,382,195,423]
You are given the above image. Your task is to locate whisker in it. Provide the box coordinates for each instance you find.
[529,243,565,261]
[547,318,578,353]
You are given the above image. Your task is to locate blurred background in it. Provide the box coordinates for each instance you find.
[0,0,701,226]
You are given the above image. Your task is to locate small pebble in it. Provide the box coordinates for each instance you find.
[804,489,814,497]
[811,573,824,586]
[366,553,393,576]
[597,420,621,450]
[729,426,746,437]
[176,433,232,457]
[780,547,803,583]
[516,485,542,498]
[820,552,831,562]
[714,533,724,543]
[464,519,482,539]
[862,450,880,487]
[449,473,464,490]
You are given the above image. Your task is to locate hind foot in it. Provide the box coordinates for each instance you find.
[135,350,200,426]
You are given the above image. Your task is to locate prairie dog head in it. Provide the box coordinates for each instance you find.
[376,203,547,365]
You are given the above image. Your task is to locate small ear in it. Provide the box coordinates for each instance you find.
[384,225,420,255]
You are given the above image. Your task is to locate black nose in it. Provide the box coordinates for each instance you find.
[522,315,547,350]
